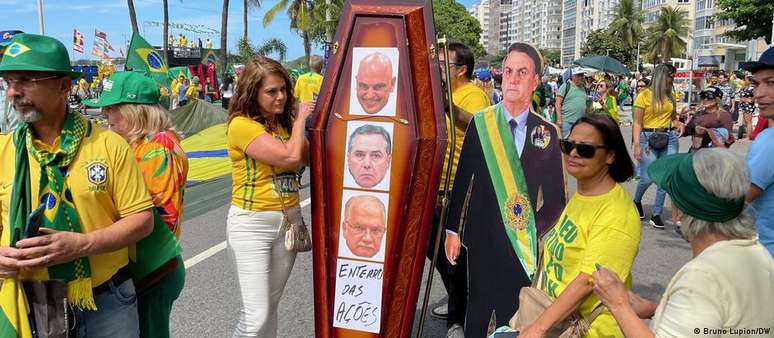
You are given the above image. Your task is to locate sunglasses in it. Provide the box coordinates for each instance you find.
[559,139,608,158]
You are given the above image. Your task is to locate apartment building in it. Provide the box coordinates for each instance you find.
[560,0,621,66]
[499,0,563,52]
[469,0,491,50]
[692,0,769,70]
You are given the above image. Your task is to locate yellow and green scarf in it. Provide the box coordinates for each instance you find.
[5,112,96,312]
[473,104,538,277]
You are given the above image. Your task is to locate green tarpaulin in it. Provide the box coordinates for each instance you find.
[169,99,228,137]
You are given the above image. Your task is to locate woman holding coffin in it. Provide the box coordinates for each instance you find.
[225,55,313,338]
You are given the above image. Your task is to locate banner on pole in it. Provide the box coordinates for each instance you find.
[73,29,84,53]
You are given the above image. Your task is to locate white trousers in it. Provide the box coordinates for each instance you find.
[227,205,298,338]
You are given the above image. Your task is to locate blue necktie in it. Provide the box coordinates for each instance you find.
[509,119,518,143]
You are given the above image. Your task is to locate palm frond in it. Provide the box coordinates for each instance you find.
[263,0,288,27]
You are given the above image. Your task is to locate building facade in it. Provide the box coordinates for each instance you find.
[560,0,621,66]
[691,0,768,70]
[469,0,491,50]
[499,0,563,53]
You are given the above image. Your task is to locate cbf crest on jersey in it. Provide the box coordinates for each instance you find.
[86,161,108,188]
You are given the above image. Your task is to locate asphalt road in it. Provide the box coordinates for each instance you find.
[169,111,752,337]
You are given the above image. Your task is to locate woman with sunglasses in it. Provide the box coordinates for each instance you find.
[518,114,640,338]
[684,87,735,151]
[632,64,681,229]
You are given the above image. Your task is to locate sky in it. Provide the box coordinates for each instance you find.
[0,0,480,62]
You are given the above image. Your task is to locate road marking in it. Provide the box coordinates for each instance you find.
[184,197,312,269]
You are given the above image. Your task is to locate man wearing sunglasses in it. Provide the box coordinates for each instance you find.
[0,34,154,337]
[443,42,566,336]
[0,30,22,133]
[743,46,774,258]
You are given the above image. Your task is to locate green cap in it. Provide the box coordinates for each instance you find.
[84,71,160,107]
[648,152,744,223]
[0,33,82,78]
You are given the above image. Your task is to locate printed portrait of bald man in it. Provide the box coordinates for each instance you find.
[350,48,399,116]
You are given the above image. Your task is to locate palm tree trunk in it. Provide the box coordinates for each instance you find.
[163,0,169,64]
[243,0,248,39]
[221,0,230,77]
[303,30,311,69]
[128,0,139,33]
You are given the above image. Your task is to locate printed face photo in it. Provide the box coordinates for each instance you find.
[349,47,399,117]
[343,121,393,191]
[338,190,390,261]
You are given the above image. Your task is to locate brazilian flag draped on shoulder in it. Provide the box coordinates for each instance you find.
[473,103,538,277]
[126,32,170,88]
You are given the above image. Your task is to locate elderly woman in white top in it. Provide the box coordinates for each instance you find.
[592,148,774,337]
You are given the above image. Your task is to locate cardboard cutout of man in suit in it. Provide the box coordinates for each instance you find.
[444,43,566,337]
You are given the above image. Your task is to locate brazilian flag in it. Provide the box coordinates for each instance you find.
[168,66,192,81]
[0,279,32,338]
[126,32,171,88]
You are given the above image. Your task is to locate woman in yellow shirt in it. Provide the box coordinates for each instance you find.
[631,64,682,229]
[226,55,313,337]
[519,114,640,338]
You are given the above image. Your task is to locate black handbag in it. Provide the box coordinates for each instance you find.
[647,132,669,150]
[23,280,78,338]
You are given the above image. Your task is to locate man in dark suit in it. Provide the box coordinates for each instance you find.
[443,43,566,337]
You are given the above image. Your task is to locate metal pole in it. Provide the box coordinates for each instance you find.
[416,35,457,338]
[36,0,45,35]
[771,13,774,47]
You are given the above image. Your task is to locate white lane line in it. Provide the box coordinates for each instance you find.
[184,197,312,269]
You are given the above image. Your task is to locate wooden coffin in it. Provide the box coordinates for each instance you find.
[309,0,446,336]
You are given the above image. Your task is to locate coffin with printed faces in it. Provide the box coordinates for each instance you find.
[308,0,447,336]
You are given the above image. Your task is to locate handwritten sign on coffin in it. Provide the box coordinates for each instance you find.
[308,0,447,337]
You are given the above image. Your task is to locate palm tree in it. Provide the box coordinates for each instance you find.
[244,0,262,39]
[644,6,690,63]
[608,0,643,50]
[257,38,288,61]
[221,0,230,76]
[128,0,139,32]
[263,0,314,66]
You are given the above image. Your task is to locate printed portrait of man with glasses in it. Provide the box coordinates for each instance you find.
[338,193,389,261]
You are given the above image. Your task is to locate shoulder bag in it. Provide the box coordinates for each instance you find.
[272,169,312,252]
[508,243,605,337]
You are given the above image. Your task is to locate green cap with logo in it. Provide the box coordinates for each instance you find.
[84,71,160,107]
[0,33,82,78]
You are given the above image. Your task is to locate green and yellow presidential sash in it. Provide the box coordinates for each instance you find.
[473,104,538,277]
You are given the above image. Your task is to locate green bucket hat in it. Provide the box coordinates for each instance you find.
[648,152,744,223]
[0,33,82,78]
[84,71,160,107]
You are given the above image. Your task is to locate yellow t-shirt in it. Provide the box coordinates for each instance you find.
[439,82,491,191]
[633,88,679,129]
[540,184,641,337]
[186,84,200,100]
[294,72,323,102]
[0,127,153,287]
[227,116,300,211]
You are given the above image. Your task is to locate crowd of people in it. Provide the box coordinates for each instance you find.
[0,30,773,338]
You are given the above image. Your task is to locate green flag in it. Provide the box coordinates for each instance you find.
[168,66,192,81]
[126,32,170,87]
